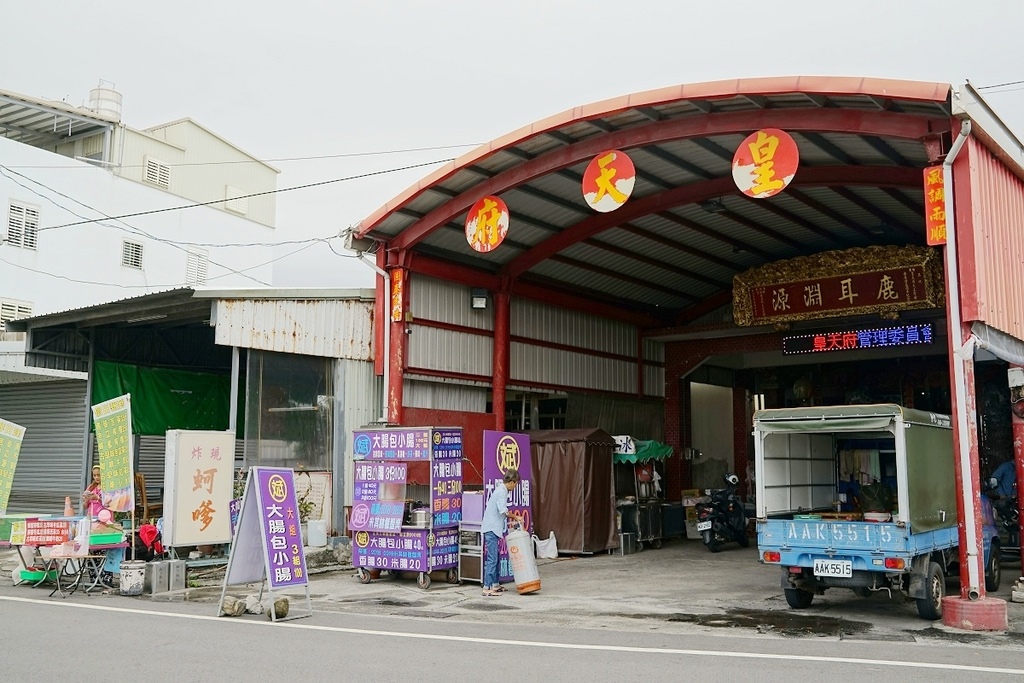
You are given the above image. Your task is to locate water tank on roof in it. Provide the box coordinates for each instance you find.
[88,80,122,120]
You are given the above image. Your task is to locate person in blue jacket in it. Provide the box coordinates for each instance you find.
[481,468,521,597]
[990,459,1017,499]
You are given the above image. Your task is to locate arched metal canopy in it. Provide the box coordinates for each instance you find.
[354,76,953,329]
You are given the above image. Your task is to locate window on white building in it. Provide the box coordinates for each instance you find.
[6,201,39,250]
[186,247,209,286]
[122,240,144,269]
[144,157,171,189]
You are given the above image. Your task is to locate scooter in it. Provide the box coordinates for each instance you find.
[696,473,750,553]
[985,477,1020,560]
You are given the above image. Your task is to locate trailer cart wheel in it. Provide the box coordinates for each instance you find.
[916,561,945,620]
[417,572,431,589]
[356,568,371,584]
[784,587,814,608]
[447,569,460,585]
[651,538,662,549]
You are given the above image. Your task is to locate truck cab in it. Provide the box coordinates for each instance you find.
[753,403,1001,620]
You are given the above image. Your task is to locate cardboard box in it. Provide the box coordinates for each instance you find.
[684,505,698,521]
[681,489,700,499]
[684,519,701,539]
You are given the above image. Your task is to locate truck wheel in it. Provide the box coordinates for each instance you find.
[784,587,814,608]
[737,531,750,547]
[985,542,1001,592]
[916,561,945,620]
[702,531,720,553]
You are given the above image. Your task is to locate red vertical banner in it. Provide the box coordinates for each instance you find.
[390,268,404,322]
[923,165,947,246]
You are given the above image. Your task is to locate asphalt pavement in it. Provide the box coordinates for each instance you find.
[4,537,1024,649]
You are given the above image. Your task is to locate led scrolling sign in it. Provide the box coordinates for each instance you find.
[782,323,934,356]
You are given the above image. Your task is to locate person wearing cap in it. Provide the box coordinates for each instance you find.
[481,468,522,597]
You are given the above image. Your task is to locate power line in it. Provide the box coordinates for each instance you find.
[975,80,1024,91]
[3,142,480,170]
[36,158,452,231]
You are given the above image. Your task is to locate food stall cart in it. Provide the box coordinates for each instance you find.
[350,426,463,589]
[614,439,673,551]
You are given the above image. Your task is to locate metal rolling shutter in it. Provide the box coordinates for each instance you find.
[1,380,88,514]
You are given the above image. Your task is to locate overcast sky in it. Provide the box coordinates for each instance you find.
[4,1,1024,289]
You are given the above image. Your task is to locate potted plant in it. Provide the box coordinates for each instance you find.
[296,472,321,541]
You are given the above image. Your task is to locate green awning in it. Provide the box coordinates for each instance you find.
[613,440,674,463]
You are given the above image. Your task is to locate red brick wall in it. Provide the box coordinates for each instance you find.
[662,331,782,499]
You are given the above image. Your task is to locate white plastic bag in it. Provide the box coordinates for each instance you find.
[532,531,558,559]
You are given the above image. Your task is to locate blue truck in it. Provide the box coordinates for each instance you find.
[753,403,1001,620]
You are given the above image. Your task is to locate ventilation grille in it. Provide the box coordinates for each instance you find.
[7,202,39,249]
[144,158,171,188]
[122,240,144,269]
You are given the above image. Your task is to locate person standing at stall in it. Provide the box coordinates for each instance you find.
[81,465,104,518]
[481,468,521,597]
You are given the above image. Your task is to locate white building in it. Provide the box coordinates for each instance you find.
[0,84,280,382]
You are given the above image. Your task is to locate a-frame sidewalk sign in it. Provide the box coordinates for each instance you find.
[218,466,312,622]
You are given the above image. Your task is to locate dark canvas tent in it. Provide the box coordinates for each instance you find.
[529,428,617,554]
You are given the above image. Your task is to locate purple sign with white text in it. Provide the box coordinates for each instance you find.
[351,527,460,572]
[482,431,533,583]
[350,461,408,532]
[255,468,309,589]
[353,428,432,460]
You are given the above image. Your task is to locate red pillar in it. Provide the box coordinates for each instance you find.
[1010,365,1024,569]
[387,266,407,425]
[492,289,510,431]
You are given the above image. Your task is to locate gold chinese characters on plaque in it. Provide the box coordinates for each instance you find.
[732,245,944,327]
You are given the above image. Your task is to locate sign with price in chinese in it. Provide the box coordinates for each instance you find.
[163,430,235,546]
[0,417,26,516]
[220,467,311,622]
[483,431,533,583]
[91,394,134,512]
[349,461,408,532]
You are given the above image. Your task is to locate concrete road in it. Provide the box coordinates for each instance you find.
[1,591,1023,681]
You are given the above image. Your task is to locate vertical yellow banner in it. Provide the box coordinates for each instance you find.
[0,417,26,515]
[91,394,135,512]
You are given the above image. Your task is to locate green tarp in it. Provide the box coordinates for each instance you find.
[92,360,230,435]
[613,440,673,464]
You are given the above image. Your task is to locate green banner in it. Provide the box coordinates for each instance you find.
[91,394,134,512]
[0,418,26,515]
[92,360,230,435]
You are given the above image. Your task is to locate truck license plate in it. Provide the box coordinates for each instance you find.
[696,521,711,532]
[813,559,852,578]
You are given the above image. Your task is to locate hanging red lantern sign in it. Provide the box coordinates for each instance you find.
[732,128,799,199]
[465,195,510,253]
[582,149,636,212]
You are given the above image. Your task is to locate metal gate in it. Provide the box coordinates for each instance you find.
[0,380,88,513]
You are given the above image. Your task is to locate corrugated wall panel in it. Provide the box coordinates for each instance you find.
[404,379,488,411]
[411,275,494,331]
[407,326,492,376]
[511,342,636,393]
[213,298,374,359]
[512,297,637,355]
[0,380,88,513]
[961,137,1024,340]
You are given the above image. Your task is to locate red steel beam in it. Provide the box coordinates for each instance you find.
[372,110,945,250]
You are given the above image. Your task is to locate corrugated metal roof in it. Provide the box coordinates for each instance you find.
[355,76,963,329]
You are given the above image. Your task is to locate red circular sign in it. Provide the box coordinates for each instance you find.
[582,150,636,212]
[465,195,510,253]
[732,128,799,198]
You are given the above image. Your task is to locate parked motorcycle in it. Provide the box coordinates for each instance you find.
[985,477,1020,560]
[696,473,749,553]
